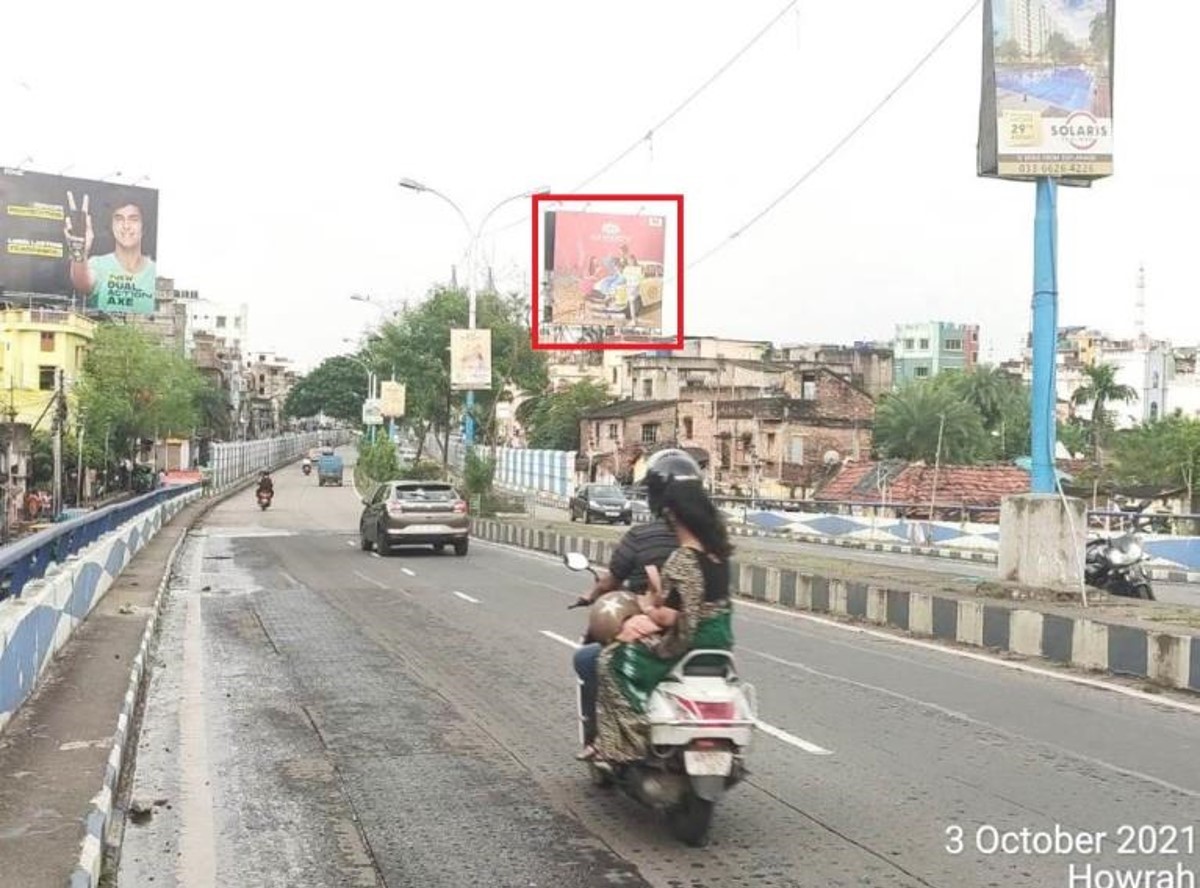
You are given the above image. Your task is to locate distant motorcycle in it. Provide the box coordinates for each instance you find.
[1085,533,1154,600]
[257,489,273,511]
[302,462,312,476]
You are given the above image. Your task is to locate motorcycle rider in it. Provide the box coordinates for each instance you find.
[572,449,703,757]
[257,471,274,499]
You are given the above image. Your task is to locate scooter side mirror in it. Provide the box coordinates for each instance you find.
[563,552,590,572]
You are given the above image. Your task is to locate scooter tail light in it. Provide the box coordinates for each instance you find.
[668,696,736,722]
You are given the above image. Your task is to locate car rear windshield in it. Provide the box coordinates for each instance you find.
[393,484,457,502]
[590,486,623,498]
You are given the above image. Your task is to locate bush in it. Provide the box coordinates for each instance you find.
[463,450,496,500]
[400,461,445,481]
[357,436,399,486]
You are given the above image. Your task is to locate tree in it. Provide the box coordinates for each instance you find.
[284,355,370,425]
[523,380,612,451]
[365,286,548,457]
[927,366,1029,460]
[997,38,1023,61]
[873,384,989,463]
[1089,13,1110,59]
[1045,31,1076,63]
[1113,416,1200,512]
[194,382,233,439]
[75,324,204,463]
[1071,363,1136,460]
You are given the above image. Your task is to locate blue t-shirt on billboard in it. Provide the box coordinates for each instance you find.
[88,253,156,313]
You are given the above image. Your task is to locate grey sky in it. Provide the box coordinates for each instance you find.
[2,0,1191,372]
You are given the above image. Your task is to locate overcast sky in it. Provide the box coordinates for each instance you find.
[3,0,1192,372]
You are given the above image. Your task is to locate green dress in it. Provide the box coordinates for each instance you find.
[594,546,733,763]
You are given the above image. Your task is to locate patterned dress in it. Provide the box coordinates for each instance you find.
[594,546,733,764]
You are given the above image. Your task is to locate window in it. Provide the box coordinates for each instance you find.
[914,366,930,378]
[40,332,55,352]
[607,423,618,440]
[38,366,56,391]
[641,423,659,445]
[682,417,693,439]
[1152,371,1160,388]
[1150,402,1159,421]
[611,368,618,384]
[766,432,777,453]
[216,316,227,328]
[945,339,963,351]
[800,372,817,400]
[642,378,653,398]
[789,436,805,464]
[919,338,930,349]
[903,339,915,350]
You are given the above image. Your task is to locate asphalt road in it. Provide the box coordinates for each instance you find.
[527,503,1200,608]
[115,455,1200,887]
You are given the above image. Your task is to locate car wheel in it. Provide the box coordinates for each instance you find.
[360,528,373,552]
[623,517,633,526]
[583,511,592,525]
[376,523,391,556]
[569,508,576,522]
[454,539,469,557]
[434,543,446,554]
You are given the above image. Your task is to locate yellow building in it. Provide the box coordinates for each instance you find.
[0,308,97,500]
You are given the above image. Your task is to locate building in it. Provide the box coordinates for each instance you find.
[1166,347,1200,419]
[0,308,97,527]
[778,342,894,396]
[893,321,979,387]
[126,277,190,355]
[243,351,299,437]
[1008,0,1053,59]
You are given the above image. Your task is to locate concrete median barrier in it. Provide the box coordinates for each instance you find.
[470,517,1200,694]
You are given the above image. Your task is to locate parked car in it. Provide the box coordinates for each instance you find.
[359,480,470,556]
[570,483,633,525]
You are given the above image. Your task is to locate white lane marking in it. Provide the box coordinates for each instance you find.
[370,551,381,559]
[741,646,1200,799]
[737,600,1200,717]
[401,568,416,577]
[352,570,389,590]
[752,719,832,755]
[178,592,217,886]
[347,540,357,548]
[453,591,481,604]
[541,630,580,649]
[279,570,299,586]
[537,631,831,756]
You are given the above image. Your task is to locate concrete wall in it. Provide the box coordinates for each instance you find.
[470,517,1200,693]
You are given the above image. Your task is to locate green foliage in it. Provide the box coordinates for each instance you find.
[1112,415,1200,507]
[523,380,613,451]
[75,324,204,459]
[463,450,495,499]
[364,287,548,446]
[1071,362,1137,459]
[285,355,371,424]
[400,461,445,481]
[356,435,399,486]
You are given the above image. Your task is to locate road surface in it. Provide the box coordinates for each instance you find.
[115,455,1200,887]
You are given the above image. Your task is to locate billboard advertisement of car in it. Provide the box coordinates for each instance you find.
[978,0,1114,183]
[0,168,160,312]
[543,210,666,333]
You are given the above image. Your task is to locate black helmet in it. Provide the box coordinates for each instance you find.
[644,448,702,516]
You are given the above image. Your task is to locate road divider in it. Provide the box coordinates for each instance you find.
[473,517,1200,695]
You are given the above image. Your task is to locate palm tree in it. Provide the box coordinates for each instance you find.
[1072,363,1136,461]
[874,385,988,464]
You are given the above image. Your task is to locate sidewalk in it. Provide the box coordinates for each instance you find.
[0,497,205,888]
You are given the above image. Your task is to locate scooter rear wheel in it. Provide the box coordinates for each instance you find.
[1133,584,1155,601]
[668,793,715,847]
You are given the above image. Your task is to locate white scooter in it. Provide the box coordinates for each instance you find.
[563,552,757,847]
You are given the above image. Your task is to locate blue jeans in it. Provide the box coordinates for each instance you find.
[573,643,602,745]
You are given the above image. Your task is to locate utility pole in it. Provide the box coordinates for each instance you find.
[52,368,64,518]
[76,422,85,505]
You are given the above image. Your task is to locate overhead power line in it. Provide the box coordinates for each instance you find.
[685,0,982,272]
[483,0,800,237]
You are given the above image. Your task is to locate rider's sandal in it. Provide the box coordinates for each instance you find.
[575,746,599,761]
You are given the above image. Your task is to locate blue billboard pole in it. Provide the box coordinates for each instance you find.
[1030,177,1059,494]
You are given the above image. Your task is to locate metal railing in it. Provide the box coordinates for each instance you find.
[0,483,199,603]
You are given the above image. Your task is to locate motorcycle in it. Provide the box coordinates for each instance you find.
[562,552,756,847]
[257,489,273,511]
[302,462,312,476]
[1085,532,1154,600]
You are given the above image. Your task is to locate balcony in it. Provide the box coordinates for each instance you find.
[0,308,97,338]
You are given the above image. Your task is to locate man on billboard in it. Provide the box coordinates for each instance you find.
[63,191,156,313]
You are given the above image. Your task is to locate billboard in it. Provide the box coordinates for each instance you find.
[379,381,407,417]
[0,168,160,312]
[362,398,383,426]
[450,329,492,391]
[978,0,1114,183]
[543,210,667,332]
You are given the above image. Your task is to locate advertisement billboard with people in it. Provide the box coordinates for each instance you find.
[0,168,160,313]
[542,210,667,333]
[978,0,1115,182]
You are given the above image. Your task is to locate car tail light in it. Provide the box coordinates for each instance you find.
[453,500,467,514]
[386,501,405,516]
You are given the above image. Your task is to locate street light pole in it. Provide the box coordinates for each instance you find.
[399,179,549,450]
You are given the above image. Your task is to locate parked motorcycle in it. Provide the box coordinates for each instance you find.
[257,490,273,511]
[563,552,756,847]
[1085,533,1154,600]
